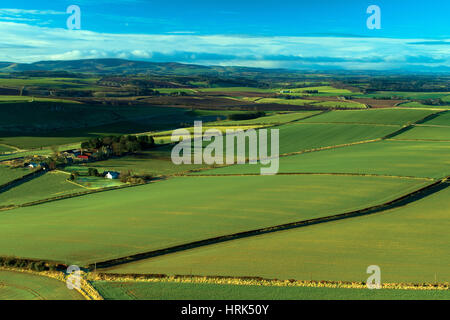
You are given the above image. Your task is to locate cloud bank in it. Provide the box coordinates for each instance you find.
[0,20,449,71]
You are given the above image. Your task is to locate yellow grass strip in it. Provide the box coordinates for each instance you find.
[91,273,450,292]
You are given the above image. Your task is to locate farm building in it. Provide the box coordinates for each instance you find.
[105,171,120,179]
[28,162,38,169]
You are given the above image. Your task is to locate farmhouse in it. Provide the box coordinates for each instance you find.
[105,171,120,179]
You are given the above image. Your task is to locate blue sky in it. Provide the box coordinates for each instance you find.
[0,0,449,71]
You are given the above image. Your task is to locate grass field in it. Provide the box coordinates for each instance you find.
[206,111,322,126]
[0,175,427,265]
[312,101,366,109]
[68,148,209,177]
[299,109,438,125]
[198,140,450,179]
[361,92,450,100]
[0,171,85,206]
[91,281,450,300]
[393,126,450,141]
[0,95,75,103]
[105,184,450,284]
[0,165,31,186]
[194,122,400,160]
[198,87,277,93]
[0,143,81,160]
[421,111,450,126]
[256,98,319,106]
[398,101,450,109]
[0,270,84,300]
[0,144,16,153]
[255,98,366,109]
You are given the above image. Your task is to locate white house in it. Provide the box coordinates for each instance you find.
[105,171,120,179]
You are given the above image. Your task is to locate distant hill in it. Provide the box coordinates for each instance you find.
[0,59,290,77]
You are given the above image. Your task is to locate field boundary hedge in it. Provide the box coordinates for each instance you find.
[89,178,449,271]
[91,273,449,291]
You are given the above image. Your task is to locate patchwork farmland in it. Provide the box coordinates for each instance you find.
[0,67,449,301]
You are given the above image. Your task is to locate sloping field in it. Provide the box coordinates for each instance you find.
[421,111,450,126]
[256,98,319,106]
[0,165,30,186]
[299,109,437,125]
[393,126,450,141]
[0,270,84,300]
[198,140,450,179]
[0,145,15,153]
[91,281,450,300]
[0,171,85,206]
[275,123,399,155]
[105,184,450,284]
[0,175,427,265]
[255,98,366,109]
[361,92,450,100]
[398,102,450,109]
[73,148,209,176]
[199,122,400,158]
[312,101,366,109]
[207,111,321,126]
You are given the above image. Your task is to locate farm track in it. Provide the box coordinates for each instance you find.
[89,177,449,271]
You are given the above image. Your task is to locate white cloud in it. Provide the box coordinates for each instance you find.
[0,20,448,71]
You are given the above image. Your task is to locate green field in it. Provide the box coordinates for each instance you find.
[198,140,450,179]
[0,171,85,206]
[105,184,450,284]
[195,122,400,160]
[0,175,427,265]
[299,109,437,125]
[422,111,450,126]
[69,148,209,177]
[256,98,319,106]
[200,122,401,158]
[198,87,277,93]
[0,144,16,153]
[398,101,450,109]
[0,270,84,300]
[393,126,450,141]
[91,281,450,300]
[0,143,80,161]
[0,95,76,103]
[312,101,366,109]
[255,98,366,109]
[206,111,322,126]
[0,165,31,186]
[361,92,450,100]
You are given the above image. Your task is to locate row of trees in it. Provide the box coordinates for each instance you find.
[81,135,155,156]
